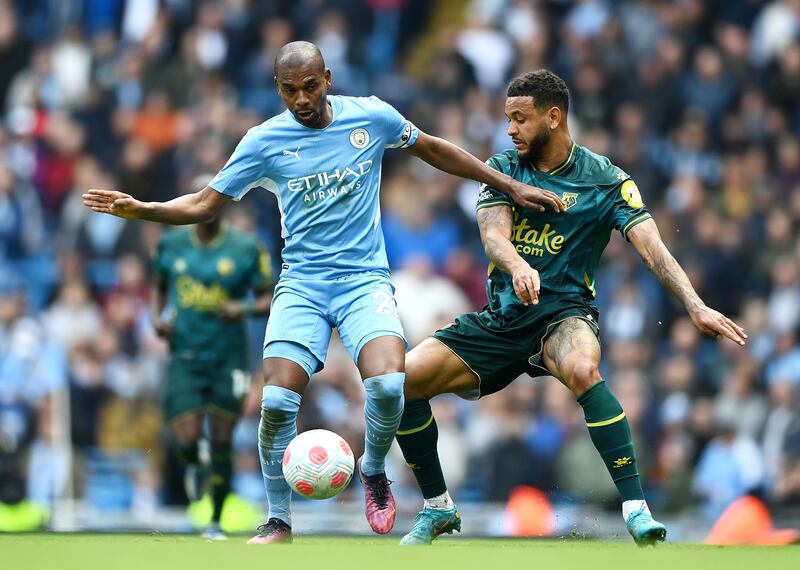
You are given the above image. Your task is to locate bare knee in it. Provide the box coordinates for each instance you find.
[172,431,198,448]
[209,417,235,446]
[357,335,405,378]
[561,356,602,396]
[171,416,201,447]
[542,318,602,396]
[362,355,405,379]
[262,357,309,394]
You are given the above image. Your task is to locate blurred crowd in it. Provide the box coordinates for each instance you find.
[1,0,800,530]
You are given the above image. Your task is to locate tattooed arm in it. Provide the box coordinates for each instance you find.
[477,205,540,305]
[628,218,747,345]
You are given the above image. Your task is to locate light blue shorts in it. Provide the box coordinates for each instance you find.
[263,272,406,378]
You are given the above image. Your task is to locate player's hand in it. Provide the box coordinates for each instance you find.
[508,181,566,213]
[217,301,245,320]
[511,265,541,306]
[82,189,145,219]
[154,319,173,339]
[689,305,747,346]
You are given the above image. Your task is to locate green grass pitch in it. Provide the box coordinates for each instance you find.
[1,534,796,570]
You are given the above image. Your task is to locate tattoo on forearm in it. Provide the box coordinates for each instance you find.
[477,205,523,274]
[633,222,703,311]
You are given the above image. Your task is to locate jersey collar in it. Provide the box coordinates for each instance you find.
[190,223,227,250]
[546,142,577,176]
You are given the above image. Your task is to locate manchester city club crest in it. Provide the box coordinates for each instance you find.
[349,128,370,148]
[562,191,579,210]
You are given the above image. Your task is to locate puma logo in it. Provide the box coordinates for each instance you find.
[282,146,301,160]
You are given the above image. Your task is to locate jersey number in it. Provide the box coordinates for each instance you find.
[231,369,252,399]
[372,290,399,320]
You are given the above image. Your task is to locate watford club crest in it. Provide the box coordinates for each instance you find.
[561,192,579,210]
[217,258,234,276]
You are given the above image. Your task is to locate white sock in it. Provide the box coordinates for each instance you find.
[423,491,454,511]
[622,500,650,522]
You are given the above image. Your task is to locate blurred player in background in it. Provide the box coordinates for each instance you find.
[395,70,748,546]
[153,183,273,540]
[84,41,563,544]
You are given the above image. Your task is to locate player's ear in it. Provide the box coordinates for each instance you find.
[324,68,332,89]
[548,106,562,130]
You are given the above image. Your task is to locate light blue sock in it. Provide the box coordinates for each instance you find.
[258,385,301,526]
[361,372,405,476]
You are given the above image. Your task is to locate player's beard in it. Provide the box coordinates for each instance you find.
[518,126,551,167]
[294,96,328,128]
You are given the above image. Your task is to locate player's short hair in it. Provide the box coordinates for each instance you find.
[274,41,325,75]
[507,70,569,114]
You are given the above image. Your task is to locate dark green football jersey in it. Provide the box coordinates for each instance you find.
[477,142,651,314]
[154,225,273,359]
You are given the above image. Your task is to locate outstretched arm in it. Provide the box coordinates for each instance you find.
[628,218,747,345]
[404,132,565,213]
[83,186,230,225]
[217,284,273,320]
[477,205,540,305]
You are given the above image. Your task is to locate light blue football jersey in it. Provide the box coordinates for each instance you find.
[209,95,419,281]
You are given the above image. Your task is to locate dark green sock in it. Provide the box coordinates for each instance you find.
[210,447,232,523]
[395,399,447,499]
[577,381,645,502]
[175,442,199,466]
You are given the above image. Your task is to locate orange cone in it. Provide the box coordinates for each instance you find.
[506,485,556,537]
[705,495,800,545]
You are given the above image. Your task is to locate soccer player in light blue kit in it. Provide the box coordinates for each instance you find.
[83,41,564,544]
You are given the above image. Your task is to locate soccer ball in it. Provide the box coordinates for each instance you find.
[282,429,355,500]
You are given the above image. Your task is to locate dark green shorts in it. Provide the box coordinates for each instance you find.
[432,297,599,400]
[164,349,251,423]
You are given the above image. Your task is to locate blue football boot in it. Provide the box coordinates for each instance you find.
[400,506,461,545]
[626,507,667,546]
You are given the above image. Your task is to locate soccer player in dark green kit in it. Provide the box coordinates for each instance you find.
[395,71,748,546]
[153,198,274,540]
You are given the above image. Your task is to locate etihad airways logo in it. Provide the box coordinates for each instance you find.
[287,160,373,202]
[512,212,565,257]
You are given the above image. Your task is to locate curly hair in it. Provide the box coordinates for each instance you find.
[507,70,569,113]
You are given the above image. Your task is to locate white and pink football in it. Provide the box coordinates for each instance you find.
[282,429,355,500]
